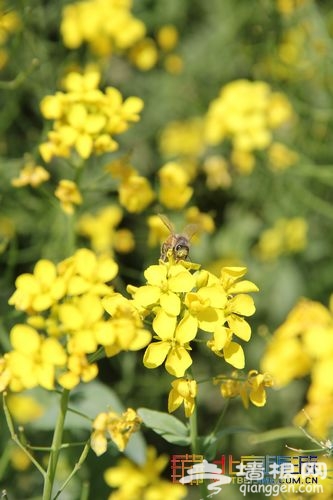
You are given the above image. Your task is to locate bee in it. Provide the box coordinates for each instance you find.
[159,214,197,262]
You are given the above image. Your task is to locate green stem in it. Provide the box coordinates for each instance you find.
[2,393,46,476]
[42,389,70,500]
[189,407,198,455]
[53,440,90,500]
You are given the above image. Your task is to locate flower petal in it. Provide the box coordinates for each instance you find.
[165,347,192,377]
[143,341,170,369]
[224,342,245,369]
[160,291,181,316]
[152,310,177,339]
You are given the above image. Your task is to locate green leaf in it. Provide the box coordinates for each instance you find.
[138,408,190,445]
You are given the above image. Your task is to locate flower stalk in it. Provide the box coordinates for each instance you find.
[42,388,70,500]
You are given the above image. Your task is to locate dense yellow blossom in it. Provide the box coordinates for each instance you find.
[91,408,141,455]
[128,260,258,375]
[4,249,122,391]
[61,0,146,55]
[39,69,143,162]
[204,80,294,157]
[104,446,187,500]
[261,296,333,437]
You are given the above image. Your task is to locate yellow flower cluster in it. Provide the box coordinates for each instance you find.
[91,407,141,455]
[204,79,294,161]
[254,217,308,261]
[104,446,187,500]
[11,158,50,188]
[1,249,151,392]
[106,158,155,213]
[217,370,273,408]
[39,69,144,162]
[127,259,258,413]
[61,0,146,56]
[261,297,333,437]
[78,205,135,255]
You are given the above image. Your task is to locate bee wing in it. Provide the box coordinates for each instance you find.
[158,213,175,234]
[183,223,199,241]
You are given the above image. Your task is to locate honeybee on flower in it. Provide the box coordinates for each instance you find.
[159,214,197,262]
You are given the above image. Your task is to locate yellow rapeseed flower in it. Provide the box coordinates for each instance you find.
[39,69,144,161]
[8,259,66,313]
[101,294,152,356]
[129,263,195,316]
[104,446,187,500]
[6,324,67,391]
[118,174,155,213]
[11,161,50,188]
[55,179,83,214]
[168,378,197,417]
[61,0,146,54]
[158,162,193,209]
[91,408,141,455]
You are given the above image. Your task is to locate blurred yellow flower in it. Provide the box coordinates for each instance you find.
[168,378,197,417]
[6,324,67,391]
[91,408,141,455]
[58,248,118,296]
[10,448,31,471]
[254,217,308,261]
[61,0,146,55]
[204,80,294,170]
[164,53,184,74]
[268,142,299,171]
[11,161,50,188]
[55,179,82,214]
[159,118,204,158]
[129,38,159,71]
[7,394,45,423]
[118,174,155,213]
[8,259,66,313]
[158,162,193,209]
[78,205,134,255]
[203,155,232,189]
[156,25,179,52]
[104,446,187,500]
[58,351,98,389]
